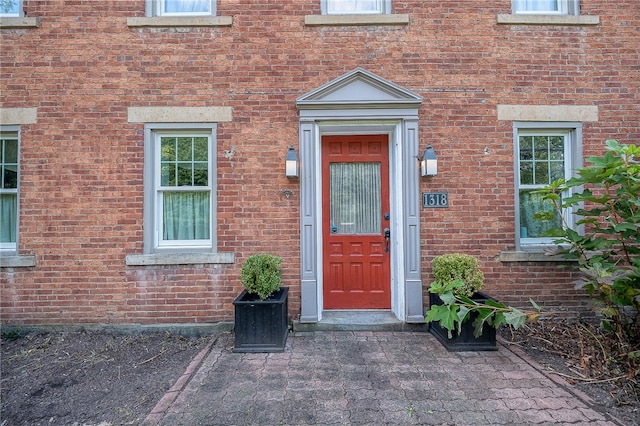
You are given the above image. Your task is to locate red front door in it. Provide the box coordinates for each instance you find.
[322,135,391,309]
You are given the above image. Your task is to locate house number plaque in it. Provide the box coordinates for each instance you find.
[422,192,449,208]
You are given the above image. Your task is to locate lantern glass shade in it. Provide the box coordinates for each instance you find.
[285,147,299,178]
[421,145,437,177]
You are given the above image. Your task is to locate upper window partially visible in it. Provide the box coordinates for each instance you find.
[0,0,21,17]
[513,0,578,15]
[150,0,215,17]
[322,0,390,15]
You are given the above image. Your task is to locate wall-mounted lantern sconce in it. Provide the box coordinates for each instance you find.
[285,146,299,178]
[420,145,438,177]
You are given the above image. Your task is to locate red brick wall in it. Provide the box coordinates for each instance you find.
[1,1,638,325]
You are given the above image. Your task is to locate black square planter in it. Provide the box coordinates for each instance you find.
[428,291,497,351]
[232,287,289,353]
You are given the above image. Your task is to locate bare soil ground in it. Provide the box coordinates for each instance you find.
[1,322,638,426]
[500,321,639,426]
[1,330,215,426]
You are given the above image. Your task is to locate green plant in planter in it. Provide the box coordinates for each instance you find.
[430,253,484,298]
[241,253,283,300]
[425,253,539,338]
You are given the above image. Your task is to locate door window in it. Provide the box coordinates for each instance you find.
[329,162,381,235]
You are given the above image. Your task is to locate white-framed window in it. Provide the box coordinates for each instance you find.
[514,123,582,250]
[322,0,390,15]
[0,0,21,17]
[144,124,216,253]
[147,0,215,17]
[513,0,579,15]
[0,128,19,253]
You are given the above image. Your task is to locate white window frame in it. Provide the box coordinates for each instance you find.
[513,0,579,15]
[144,124,217,254]
[321,0,391,15]
[0,126,19,254]
[146,0,216,17]
[0,0,21,17]
[514,122,582,251]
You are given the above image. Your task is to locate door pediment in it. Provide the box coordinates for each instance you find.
[296,68,422,110]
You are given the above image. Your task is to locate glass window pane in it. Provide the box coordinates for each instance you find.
[161,164,175,186]
[161,138,175,161]
[193,137,208,161]
[0,0,19,16]
[193,162,208,186]
[519,136,533,161]
[177,162,193,186]
[515,0,559,12]
[550,161,564,181]
[534,136,549,160]
[549,136,564,160]
[327,0,381,14]
[1,138,18,189]
[160,135,209,188]
[164,0,210,14]
[177,137,192,162]
[3,139,18,163]
[520,162,534,185]
[0,193,17,243]
[162,191,210,241]
[534,162,549,184]
[3,165,18,189]
[519,190,561,238]
[330,162,381,235]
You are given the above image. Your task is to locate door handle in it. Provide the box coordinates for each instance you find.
[384,228,391,252]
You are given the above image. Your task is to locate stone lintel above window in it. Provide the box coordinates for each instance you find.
[127,106,233,123]
[497,105,599,123]
[0,108,38,125]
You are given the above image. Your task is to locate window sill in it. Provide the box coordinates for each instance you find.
[0,17,40,28]
[499,251,577,262]
[496,14,599,26]
[0,255,37,268]
[304,14,409,27]
[125,252,235,266]
[127,16,233,28]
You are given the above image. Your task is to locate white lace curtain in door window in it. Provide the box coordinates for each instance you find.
[330,162,381,235]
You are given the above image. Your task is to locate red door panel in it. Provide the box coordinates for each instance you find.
[322,135,391,309]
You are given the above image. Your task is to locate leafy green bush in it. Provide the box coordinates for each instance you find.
[536,140,640,342]
[425,254,536,338]
[430,253,485,297]
[240,254,283,300]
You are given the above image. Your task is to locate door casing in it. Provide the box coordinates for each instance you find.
[298,120,423,323]
[296,68,424,323]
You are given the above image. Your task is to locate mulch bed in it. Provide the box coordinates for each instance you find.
[1,330,215,426]
[1,322,638,425]
[499,320,639,425]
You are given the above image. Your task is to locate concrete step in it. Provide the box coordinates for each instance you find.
[292,310,428,332]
